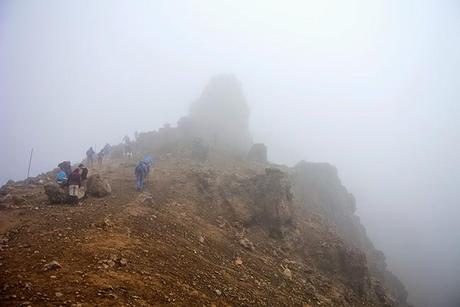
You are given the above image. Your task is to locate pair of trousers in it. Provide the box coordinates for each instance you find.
[136,175,145,190]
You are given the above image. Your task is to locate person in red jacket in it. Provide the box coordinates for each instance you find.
[68,168,81,204]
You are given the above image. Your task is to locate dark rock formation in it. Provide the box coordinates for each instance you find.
[188,74,252,152]
[44,184,68,204]
[220,168,293,238]
[247,143,268,163]
[291,160,409,306]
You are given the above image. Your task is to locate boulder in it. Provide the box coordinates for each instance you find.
[252,168,293,238]
[247,143,268,163]
[44,184,68,204]
[221,168,294,238]
[87,175,111,197]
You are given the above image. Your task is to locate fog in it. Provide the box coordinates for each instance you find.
[1,1,459,306]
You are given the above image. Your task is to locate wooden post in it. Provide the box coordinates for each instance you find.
[27,148,34,178]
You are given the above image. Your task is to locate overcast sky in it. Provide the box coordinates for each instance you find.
[1,1,459,306]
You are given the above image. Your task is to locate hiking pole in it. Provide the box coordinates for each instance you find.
[27,148,34,178]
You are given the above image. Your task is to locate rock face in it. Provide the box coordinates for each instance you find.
[221,168,293,238]
[247,143,267,163]
[291,160,409,306]
[188,74,252,153]
[251,168,293,238]
[44,184,68,204]
[87,175,111,197]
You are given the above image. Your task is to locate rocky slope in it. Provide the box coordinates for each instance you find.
[0,151,409,306]
[0,75,410,306]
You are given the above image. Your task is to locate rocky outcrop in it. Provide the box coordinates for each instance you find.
[44,184,68,204]
[188,74,252,153]
[87,175,111,197]
[247,143,268,163]
[219,168,293,238]
[291,160,409,306]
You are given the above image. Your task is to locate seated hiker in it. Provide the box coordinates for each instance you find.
[135,161,147,191]
[78,163,88,198]
[68,168,81,204]
[56,170,68,186]
[58,161,72,178]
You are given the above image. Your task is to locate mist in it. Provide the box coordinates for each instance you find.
[1,1,459,306]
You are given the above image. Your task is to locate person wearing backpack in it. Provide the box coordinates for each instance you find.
[134,161,147,191]
[78,164,89,198]
[68,168,82,204]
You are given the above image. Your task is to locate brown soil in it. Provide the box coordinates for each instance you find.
[0,156,392,306]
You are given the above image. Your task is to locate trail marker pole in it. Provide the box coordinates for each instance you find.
[27,148,34,178]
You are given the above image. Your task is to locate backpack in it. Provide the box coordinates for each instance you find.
[56,171,68,184]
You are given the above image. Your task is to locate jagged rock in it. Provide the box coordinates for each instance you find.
[239,238,255,251]
[247,143,267,163]
[188,74,252,152]
[252,168,293,238]
[44,184,68,204]
[281,265,292,280]
[43,260,62,271]
[87,175,111,197]
[221,168,293,238]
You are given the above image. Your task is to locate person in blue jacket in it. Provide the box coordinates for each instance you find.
[143,155,154,174]
[134,161,147,191]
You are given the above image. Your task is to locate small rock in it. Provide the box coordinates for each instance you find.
[198,236,205,244]
[55,292,63,297]
[119,258,128,266]
[215,289,222,296]
[235,257,243,265]
[281,266,292,280]
[43,260,62,271]
[239,238,255,251]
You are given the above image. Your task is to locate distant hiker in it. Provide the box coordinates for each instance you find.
[97,150,104,168]
[86,147,95,168]
[134,161,147,191]
[125,144,133,158]
[68,168,81,204]
[56,170,68,186]
[102,143,112,158]
[78,163,88,198]
[58,161,72,178]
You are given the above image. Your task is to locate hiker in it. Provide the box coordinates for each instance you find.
[58,161,72,178]
[125,144,133,158]
[86,147,95,168]
[143,155,154,174]
[78,163,88,198]
[56,170,68,186]
[97,150,104,168]
[134,161,147,191]
[103,143,112,158]
[68,168,81,204]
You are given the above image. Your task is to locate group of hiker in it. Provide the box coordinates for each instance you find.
[56,161,89,204]
[54,141,155,204]
[86,144,112,168]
